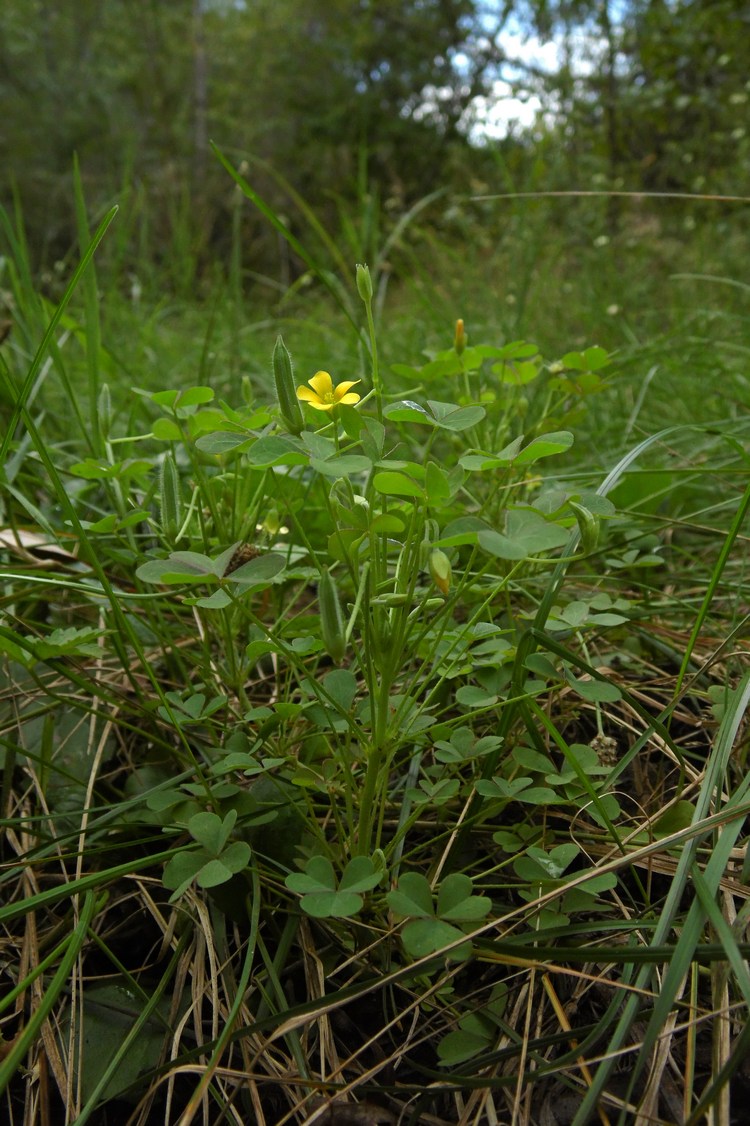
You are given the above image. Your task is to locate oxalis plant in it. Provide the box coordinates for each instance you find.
[134,262,621,959]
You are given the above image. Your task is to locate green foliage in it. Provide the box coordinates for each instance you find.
[387,872,492,960]
[3,130,750,1122]
[162,809,251,901]
[285,855,383,918]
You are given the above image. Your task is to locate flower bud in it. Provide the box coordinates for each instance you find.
[356,263,373,303]
[454,318,467,355]
[428,549,452,596]
[260,508,282,538]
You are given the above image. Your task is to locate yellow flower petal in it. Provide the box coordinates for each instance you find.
[332,380,360,401]
[308,371,334,398]
[337,392,361,405]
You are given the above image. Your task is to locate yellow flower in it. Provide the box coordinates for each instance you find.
[296,371,361,412]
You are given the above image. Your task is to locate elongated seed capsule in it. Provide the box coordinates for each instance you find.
[159,452,182,540]
[319,567,346,663]
[273,335,304,435]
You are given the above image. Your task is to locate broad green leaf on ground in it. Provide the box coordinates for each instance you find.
[478,509,570,560]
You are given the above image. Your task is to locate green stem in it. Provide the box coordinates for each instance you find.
[364,295,382,424]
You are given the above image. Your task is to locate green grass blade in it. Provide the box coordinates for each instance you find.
[72,155,104,454]
[0,891,100,1096]
[210,143,363,338]
[0,204,118,463]
[572,671,750,1125]
[675,477,750,697]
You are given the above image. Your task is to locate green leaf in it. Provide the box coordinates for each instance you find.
[437,874,492,921]
[338,857,382,894]
[459,435,524,471]
[516,786,559,804]
[322,668,358,711]
[565,672,622,703]
[197,846,251,887]
[285,856,378,918]
[652,800,696,837]
[526,844,579,878]
[476,530,525,560]
[436,516,491,547]
[162,849,211,897]
[310,454,373,477]
[438,1026,494,1065]
[245,435,307,467]
[225,552,286,586]
[149,389,179,409]
[475,776,534,800]
[286,855,336,894]
[372,471,424,499]
[59,979,176,1103]
[152,418,183,440]
[425,460,452,504]
[302,890,364,918]
[387,872,434,917]
[176,386,215,408]
[427,400,486,431]
[456,685,499,707]
[191,589,232,609]
[32,626,101,659]
[562,346,609,371]
[194,431,255,456]
[188,809,237,853]
[169,550,218,574]
[369,513,405,534]
[400,918,472,960]
[479,510,569,560]
[136,558,213,585]
[514,431,574,465]
[492,359,540,385]
[383,400,434,424]
[69,457,152,481]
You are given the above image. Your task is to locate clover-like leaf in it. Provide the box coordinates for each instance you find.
[526,843,579,879]
[286,856,381,918]
[475,776,534,800]
[286,855,336,895]
[196,848,249,889]
[436,873,492,922]
[338,856,382,895]
[401,918,472,961]
[188,809,237,853]
[387,872,434,918]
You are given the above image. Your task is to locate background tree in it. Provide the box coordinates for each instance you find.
[2,0,748,287]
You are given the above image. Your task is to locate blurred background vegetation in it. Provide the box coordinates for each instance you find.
[2,0,748,295]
